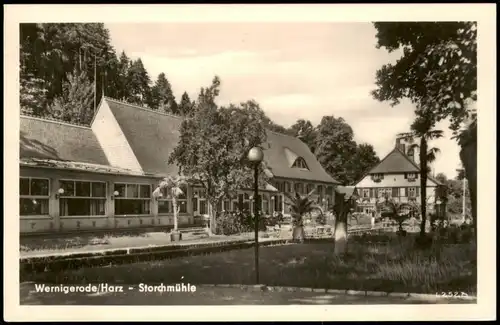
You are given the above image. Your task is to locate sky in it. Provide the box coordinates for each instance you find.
[106,22,463,179]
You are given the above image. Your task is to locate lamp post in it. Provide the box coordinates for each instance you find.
[247,146,264,284]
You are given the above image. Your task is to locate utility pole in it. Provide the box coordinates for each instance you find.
[457,168,467,223]
[93,52,97,115]
[462,177,467,223]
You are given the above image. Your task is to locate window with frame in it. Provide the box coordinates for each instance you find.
[408,187,417,197]
[294,182,304,194]
[275,182,284,192]
[362,189,370,198]
[20,177,50,216]
[405,173,418,181]
[114,183,151,215]
[400,187,407,197]
[306,184,315,194]
[292,157,309,169]
[158,184,187,214]
[284,182,292,193]
[262,195,269,214]
[59,180,106,216]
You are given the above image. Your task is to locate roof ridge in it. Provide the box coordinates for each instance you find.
[267,129,296,138]
[104,97,184,120]
[20,114,92,130]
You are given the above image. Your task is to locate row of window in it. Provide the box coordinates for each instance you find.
[20,178,154,217]
[371,173,419,180]
[274,181,334,196]
[358,187,421,199]
[19,178,291,217]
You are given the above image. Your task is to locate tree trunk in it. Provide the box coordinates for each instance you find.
[172,197,178,232]
[334,211,348,255]
[208,200,217,235]
[459,138,477,240]
[419,138,428,238]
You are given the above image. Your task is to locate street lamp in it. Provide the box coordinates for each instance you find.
[247,146,264,284]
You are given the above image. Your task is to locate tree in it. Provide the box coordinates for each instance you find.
[177,92,195,117]
[20,75,48,116]
[149,73,178,114]
[168,77,268,234]
[314,116,358,185]
[289,119,318,153]
[116,51,131,100]
[152,175,189,239]
[50,69,95,125]
[372,22,477,236]
[284,191,323,242]
[20,23,117,112]
[332,189,357,255]
[126,59,151,106]
[351,143,380,182]
[398,111,443,238]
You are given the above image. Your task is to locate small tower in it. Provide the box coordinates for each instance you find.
[395,136,420,166]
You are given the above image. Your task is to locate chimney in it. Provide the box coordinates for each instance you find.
[395,137,405,153]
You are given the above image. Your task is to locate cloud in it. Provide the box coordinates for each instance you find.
[107,22,463,179]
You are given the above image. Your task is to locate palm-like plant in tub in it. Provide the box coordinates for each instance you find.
[153,175,189,242]
[377,195,418,237]
[284,191,323,243]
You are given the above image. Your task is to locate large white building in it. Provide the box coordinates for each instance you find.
[354,137,443,214]
[19,97,340,234]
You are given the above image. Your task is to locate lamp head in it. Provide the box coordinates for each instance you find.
[247,147,264,163]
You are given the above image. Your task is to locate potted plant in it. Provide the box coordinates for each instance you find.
[153,175,188,242]
[378,195,417,237]
[284,191,323,243]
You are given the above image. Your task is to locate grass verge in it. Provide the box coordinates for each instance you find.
[23,235,476,295]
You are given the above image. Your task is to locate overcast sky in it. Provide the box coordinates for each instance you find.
[107,22,463,179]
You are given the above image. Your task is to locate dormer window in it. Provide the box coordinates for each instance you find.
[405,173,418,182]
[292,157,309,170]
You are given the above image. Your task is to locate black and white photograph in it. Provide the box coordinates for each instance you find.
[4,4,496,322]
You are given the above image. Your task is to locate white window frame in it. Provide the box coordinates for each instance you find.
[362,189,370,198]
[193,188,208,216]
[408,187,417,197]
[114,182,152,216]
[292,157,309,170]
[58,179,107,218]
[20,177,51,218]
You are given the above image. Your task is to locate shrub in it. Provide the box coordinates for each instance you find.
[215,210,266,235]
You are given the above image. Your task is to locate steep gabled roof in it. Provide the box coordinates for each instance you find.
[104,98,183,175]
[103,97,339,184]
[368,147,420,174]
[20,115,109,166]
[361,145,442,186]
[263,131,340,184]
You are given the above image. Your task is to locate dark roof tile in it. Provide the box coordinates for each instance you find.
[104,98,339,184]
[20,116,109,165]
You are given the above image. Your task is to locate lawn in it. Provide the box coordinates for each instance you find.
[24,235,477,295]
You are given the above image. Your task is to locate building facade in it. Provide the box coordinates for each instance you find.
[354,137,442,214]
[19,97,339,234]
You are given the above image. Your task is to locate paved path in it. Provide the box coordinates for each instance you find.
[20,282,473,305]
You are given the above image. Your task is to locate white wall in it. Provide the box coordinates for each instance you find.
[91,100,143,172]
[356,173,438,188]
